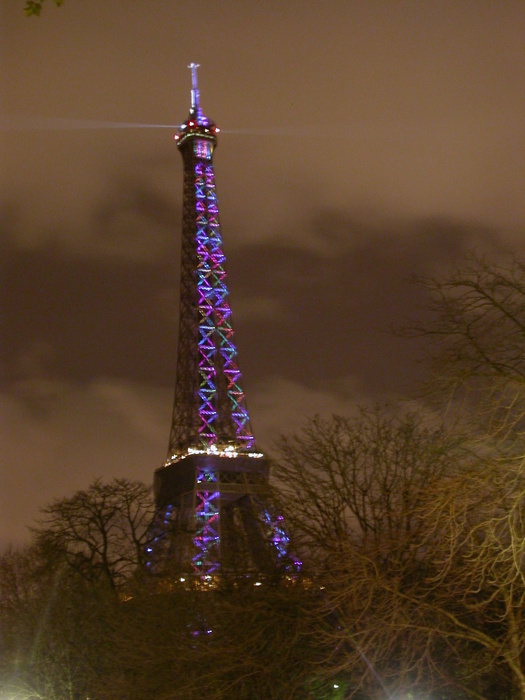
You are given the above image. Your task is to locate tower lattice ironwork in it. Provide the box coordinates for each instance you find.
[147,65,298,581]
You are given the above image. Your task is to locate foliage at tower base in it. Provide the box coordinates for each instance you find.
[0,543,330,700]
[0,478,326,700]
[101,579,328,700]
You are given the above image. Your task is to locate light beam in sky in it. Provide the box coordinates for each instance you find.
[0,116,176,131]
[1,115,323,137]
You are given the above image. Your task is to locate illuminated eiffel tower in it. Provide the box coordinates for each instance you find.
[147,65,298,582]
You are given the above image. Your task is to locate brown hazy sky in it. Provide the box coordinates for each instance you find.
[1,0,524,546]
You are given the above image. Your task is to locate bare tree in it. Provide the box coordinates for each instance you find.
[34,478,154,591]
[273,406,470,699]
[378,252,525,697]
[409,253,525,444]
[404,455,525,699]
[274,407,459,569]
[0,543,118,700]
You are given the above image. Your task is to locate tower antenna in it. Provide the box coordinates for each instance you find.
[188,62,200,111]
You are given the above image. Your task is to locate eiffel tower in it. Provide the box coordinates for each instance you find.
[146,65,298,582]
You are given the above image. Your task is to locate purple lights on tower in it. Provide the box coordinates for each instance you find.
[147,66,299,580]
[192,158,253,449]
[192,468,220,577]
[168,64,253,457]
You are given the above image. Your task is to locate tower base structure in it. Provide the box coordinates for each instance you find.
[147,447,299,582]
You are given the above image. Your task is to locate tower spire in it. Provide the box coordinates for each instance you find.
[188,62,200,112]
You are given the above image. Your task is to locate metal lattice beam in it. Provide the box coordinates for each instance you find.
[168,95,254,455]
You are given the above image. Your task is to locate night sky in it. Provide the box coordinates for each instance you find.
[1,1,524,547]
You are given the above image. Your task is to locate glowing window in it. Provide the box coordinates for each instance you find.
[194,140,212,160]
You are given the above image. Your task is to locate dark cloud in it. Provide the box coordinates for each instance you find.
[228,212,508,398]
[3,198,509,408]
[92,175,178,260]
[1,240,176,392]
